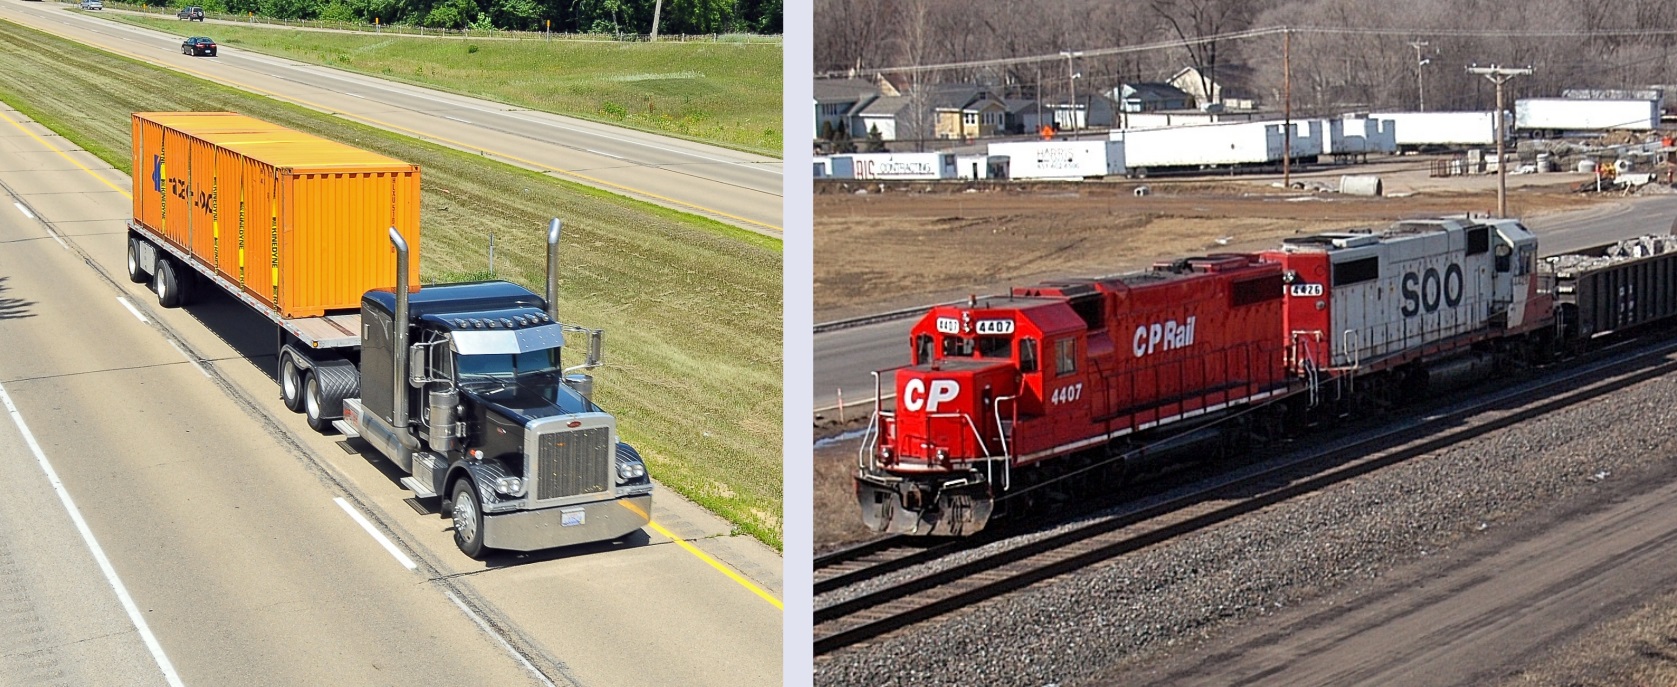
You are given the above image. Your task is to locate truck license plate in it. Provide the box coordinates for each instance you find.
[561,508,586,527]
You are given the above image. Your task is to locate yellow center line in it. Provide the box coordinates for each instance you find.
[621,499,783,609]
[11,12,780,234]
[4,103,783,613]
[0,107,131,199]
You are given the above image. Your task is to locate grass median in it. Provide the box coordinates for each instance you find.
[0,18,784,549]
[98,10,782,157]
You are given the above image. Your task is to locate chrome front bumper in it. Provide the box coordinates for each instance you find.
[482,494,652,551]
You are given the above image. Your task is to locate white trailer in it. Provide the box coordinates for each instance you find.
[1111,120,1322,175]
[1515,98,1659,133]
[1323,117,1397,158]
[1369,111,1502,150]
[813,156,831,178]
[828,153,957,180]
[984,140,1125,180]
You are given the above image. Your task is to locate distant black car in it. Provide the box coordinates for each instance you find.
[181,36,216,56]
[177,5,203,20]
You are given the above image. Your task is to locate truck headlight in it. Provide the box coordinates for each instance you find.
[616,461,646,482]
[492,476,524,496]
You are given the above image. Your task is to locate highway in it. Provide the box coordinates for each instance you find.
[812,196,1677,412]
[0,0,783,235]
[0,101,780,685]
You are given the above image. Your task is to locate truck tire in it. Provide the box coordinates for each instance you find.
[451,478,487,560]
[303,372,332,432]
[154,258,183,308]
[279,352,305,412]
[125,238,148,283]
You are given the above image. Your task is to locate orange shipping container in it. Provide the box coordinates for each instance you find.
[131,112,421,319]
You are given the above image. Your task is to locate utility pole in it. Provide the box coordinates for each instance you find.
[1467,64,1533,217]
[1283,29,1291,188]
[1409,40,1430,111]
[1059,50,1082,131]
[650,0,662,41]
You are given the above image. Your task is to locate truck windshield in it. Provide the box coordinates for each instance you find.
[456,348,562,387]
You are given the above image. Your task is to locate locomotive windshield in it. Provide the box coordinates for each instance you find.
[938,334,1011,359]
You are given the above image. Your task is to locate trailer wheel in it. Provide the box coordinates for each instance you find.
[125,238,148,283]
[154,258,182,308]
[451,479,487,560]
[303,371,338,433]
[280,353,305,412]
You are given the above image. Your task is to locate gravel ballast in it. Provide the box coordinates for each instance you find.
[814,371,1677,686]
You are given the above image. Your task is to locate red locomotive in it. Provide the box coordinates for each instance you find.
[857,216,1645,536]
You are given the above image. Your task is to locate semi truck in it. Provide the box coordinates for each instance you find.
[122,112,652,559]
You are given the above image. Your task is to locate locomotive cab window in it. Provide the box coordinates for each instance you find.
[976,335,1011,359]
[1466,226,1490,256]
[943,335,974,357]
[1019,338,1038,373]
[915,334,934,364]
[1495,243,1513,272]
[1054,338,1077,377]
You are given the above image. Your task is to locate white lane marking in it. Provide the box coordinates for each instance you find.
[333,497,417,570]
[444,589,558,687]
[166,340,210,378]
[13,202,33,220]
[116,297,147,323]
[0,382,186,687]
[343,92,364,99]
[47,229,68,250]
[443,115,472,124]
[584,148,626,161]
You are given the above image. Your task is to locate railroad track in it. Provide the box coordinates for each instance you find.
[813,340,1677,656]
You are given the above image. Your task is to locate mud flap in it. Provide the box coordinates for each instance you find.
[855,477,995,536]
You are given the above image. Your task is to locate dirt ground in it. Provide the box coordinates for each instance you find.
[814,157,1610,321]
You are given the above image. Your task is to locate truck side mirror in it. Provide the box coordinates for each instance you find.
[587,329,604,367]
[409,344,427,387]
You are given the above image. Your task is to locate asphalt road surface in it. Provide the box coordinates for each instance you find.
[811,195,1677,412]
[0,101,780,685]
[0,0,783,235]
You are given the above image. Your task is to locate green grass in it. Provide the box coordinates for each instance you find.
[0,18,784,549]
[102,12,783,157]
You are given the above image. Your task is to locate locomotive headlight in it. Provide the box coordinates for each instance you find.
[492,476,524,496]
[936,448,950,462]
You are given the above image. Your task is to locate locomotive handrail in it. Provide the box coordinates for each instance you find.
[991,394,1019,491]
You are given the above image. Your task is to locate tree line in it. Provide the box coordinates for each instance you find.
[816,0,1677,117]
[182,0,782,34]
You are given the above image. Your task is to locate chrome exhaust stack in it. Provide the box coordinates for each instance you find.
[548,218,604,402]
[546,218,561,323]
[389,227,412,437]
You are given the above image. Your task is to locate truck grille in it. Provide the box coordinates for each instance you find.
[535,427,611,501]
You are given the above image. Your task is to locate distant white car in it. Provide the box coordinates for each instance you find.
[80,0,103,9]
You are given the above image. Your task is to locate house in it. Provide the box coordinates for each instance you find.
[1004,98,1049,135]
[1113,82,1195,113]
[852,95,912,142]
[814,78,879,139]
[1169,66,1259,111]
[921,84,1008,140]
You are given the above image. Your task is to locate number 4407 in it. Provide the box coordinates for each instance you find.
[1051,383,1083,405]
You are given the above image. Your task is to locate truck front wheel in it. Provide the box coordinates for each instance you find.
[451,479,487,560]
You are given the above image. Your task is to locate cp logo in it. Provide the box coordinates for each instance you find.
[902,379,961,413]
